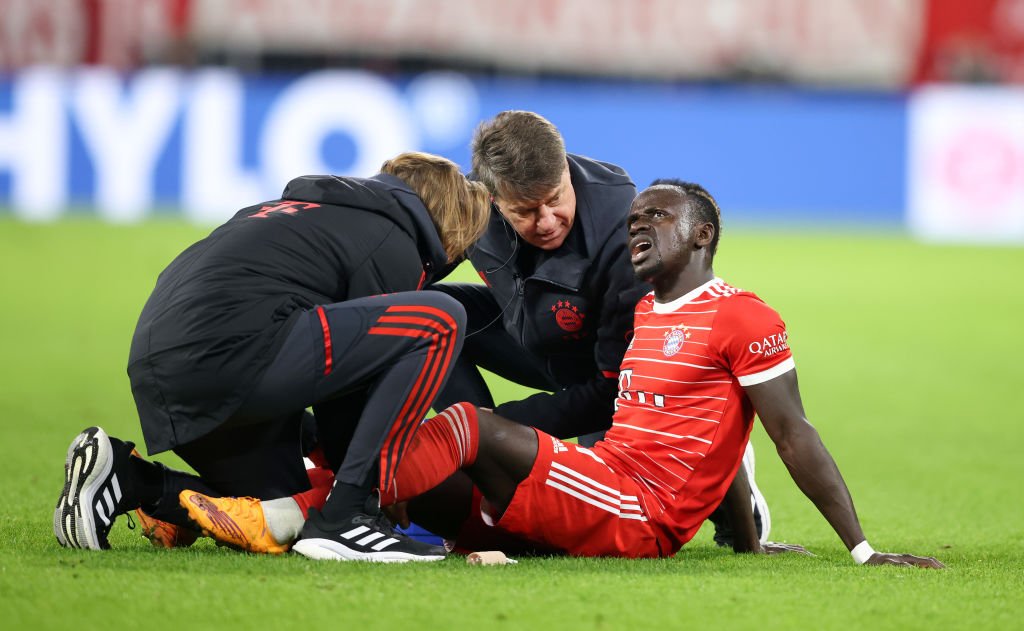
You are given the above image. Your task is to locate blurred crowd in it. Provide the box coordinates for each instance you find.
[2,0,1023,86]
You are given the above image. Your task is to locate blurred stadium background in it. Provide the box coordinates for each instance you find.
[1,0,1022,240]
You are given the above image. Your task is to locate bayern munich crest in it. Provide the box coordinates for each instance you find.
[551,300,584,333]
[662,326,690,356]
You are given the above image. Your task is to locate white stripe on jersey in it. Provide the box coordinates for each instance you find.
[634,310,719,319]
[600,443,675,495]
[635,324,712,331]
[662,403,725,414]
[623,474,666,512]
[574,446,606,464]
[653,440,706,458]
[627,357,719,370]
[687,289,738,304]
[667,453,695,471]
[630,350,713,362]
[657,393,729,403]
[612,422,713,443]
[630,374,732,387]
[631,449,689,484]
[736,357,796,386]
[707,281,740,296]
[638,475,671,497]
[649,278,730,313]
[616,398,721,424]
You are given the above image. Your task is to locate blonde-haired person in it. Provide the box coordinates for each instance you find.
[381,151,490,262]
[54,152,489,562]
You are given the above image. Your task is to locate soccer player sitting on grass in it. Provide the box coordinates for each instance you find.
[378,180,945,564]
[187,181,945,566]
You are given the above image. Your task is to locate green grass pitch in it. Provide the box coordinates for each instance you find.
[0,219,1021,630]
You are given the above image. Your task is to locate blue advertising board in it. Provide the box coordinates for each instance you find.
[0,69,906,225]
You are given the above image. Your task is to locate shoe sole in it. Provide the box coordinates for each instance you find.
[742,441,771,543]
[53,427,114,550]
[292,538,445,563]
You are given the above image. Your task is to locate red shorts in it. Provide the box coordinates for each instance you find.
[454,429,671,558]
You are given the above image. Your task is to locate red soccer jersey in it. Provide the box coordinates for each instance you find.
[593,278,794,550]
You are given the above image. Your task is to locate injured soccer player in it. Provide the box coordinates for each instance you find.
[180,181,945,566]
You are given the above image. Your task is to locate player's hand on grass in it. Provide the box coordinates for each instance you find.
[863,552,945,569]
[760,541,813,556]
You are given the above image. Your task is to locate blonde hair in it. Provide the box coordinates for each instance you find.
[381,152,491,262]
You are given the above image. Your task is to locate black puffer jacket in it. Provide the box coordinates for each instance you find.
[463,154,649,437]
[128,173,448,454]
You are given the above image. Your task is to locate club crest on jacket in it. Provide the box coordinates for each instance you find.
[550,300,584,332]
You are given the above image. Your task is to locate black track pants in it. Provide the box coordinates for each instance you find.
[150,291,464,523]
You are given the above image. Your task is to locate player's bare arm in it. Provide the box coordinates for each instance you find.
[745,369,944,569]
[721,463,761,552]
[722,462,811,556]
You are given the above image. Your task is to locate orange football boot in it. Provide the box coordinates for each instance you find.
[179,490,290,555]
[128,449,198,548]
[135,506,199,548]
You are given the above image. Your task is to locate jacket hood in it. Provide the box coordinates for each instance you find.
[281,173,449,278]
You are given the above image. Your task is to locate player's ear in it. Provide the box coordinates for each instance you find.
[694,222,714,249]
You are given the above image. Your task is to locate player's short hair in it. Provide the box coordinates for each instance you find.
[471,110,567,201]
[649,178,722,256]
[382,152,491,262]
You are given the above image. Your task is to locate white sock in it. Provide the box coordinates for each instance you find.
[262,497,304,544]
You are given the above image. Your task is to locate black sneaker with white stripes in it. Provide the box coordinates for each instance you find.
[292,507,447,563]
[54,426,135,550]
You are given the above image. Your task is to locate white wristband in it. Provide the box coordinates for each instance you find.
[851,540,876,564]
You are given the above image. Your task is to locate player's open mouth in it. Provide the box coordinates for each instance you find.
[630,238,653,264]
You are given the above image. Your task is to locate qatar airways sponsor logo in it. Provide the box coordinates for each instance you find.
[748,331,789,358]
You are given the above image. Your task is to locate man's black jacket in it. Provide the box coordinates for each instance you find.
[458,154,649,438]
[128,174,448,454]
